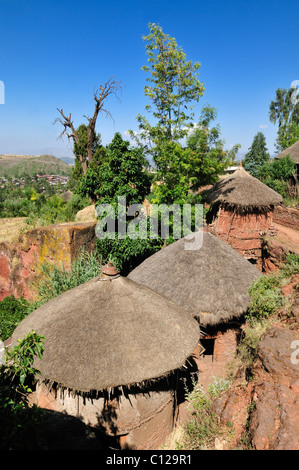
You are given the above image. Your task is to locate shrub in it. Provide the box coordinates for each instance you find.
[247,273,284,320]
[36,249,102,303]
[182,378,230,450]
[0,331,45,449]
[0,296,38,342]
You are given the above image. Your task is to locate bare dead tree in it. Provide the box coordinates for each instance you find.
[54,77,121,175]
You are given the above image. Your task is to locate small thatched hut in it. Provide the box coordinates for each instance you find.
[275,139,299,192]
[10,266,200,450]
[128,232,260,387]
[204,165,283,269]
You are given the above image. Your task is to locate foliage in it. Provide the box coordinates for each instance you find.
[69,124,108,192]
[182,378,230,450]
[134,22,205,147]
[269,87,299,152]
[243,132,270,177]
[96,230,163,275]
[0,176,90,225]
[257,155,296,198]
[247,273,284,320]
[36,249,102,303]
[0,331,45,450]
[79,132,151,205]
[82,132,161,273]
[247,253,299,322]
[186,105,240,190]
[0,296,39,342]
[150,105,238,206]
[280,253,299,277]
[55,78,121,175]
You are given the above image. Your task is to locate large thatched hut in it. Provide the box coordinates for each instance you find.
[204,165,283,269]
[128,232,260,387]
[10,266,200,450]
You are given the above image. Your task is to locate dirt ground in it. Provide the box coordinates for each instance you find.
[272,222,299,255]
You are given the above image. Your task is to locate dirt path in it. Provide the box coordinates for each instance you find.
[272,223,299,255]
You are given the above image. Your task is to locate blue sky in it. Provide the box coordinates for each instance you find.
[0,0,298,160]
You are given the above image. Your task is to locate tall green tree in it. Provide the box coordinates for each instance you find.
[132,23,205,149]
[243,132,270,177]
[93,132,162,273]
[94,132,151,206]
[269,87,299,151]
[151,105,239,205]
[186,104,240,188]
[257,155,295,199]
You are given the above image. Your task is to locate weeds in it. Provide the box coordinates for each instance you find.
[181,378,231,450]
[36,249,102,303]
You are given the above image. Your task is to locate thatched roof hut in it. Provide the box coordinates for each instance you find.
[10,273,199,393]
[128,231,260,327]
[61,190,73,202]
[204,165,283,212]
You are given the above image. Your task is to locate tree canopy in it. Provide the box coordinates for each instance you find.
[132,23,205,149]
[243,132,270,177]
[269,87,299,152]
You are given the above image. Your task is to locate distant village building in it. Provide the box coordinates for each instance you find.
[204,165,283,269]
[128,232,260,388]
[9,265,200,450]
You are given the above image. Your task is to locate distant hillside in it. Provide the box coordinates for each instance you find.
[58,156,75,165]
[0,154,72,177]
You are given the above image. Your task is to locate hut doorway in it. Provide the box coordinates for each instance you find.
[200,337,215,362]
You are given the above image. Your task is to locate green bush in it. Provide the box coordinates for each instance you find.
[247,253,299,321]
[182,378,230,450]
[0,296,38,342]
[247,274,284,320]
[96,233,163,275]
[280,253,299,277]
[0,330,45,449]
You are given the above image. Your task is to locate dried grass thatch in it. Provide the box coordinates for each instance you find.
[128,232,260,327]
[275,140,299,164]
[10,275,200,394]
[204,166,283,212]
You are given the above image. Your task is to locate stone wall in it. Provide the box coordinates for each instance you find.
[0,222,97,301]
[273,205,299,231]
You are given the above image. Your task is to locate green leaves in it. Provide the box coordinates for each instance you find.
[243,132,270,178]
[269,87,299,152]
[139,23,204,144]
[0,331,45,449]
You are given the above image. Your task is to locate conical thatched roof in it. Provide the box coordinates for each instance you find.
[10,275,199,393]
[61,190,73,202]
[128,232,260,327]
[204,166,283,211]
[275,140,299,164]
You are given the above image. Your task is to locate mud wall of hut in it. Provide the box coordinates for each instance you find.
[211,206,273,267]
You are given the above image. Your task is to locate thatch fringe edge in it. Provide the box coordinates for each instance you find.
[35,347,200,399]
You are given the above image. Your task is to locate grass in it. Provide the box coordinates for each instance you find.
[0,218,27,243]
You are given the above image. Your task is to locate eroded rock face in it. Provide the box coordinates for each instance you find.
[249,325,299,450]
[0,222,97,301]
[212,321,299,450]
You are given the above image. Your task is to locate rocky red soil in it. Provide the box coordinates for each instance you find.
[212,280,299,450]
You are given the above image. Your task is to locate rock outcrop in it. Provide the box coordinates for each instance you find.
[0,222,97,301]
[212,286,299,450]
